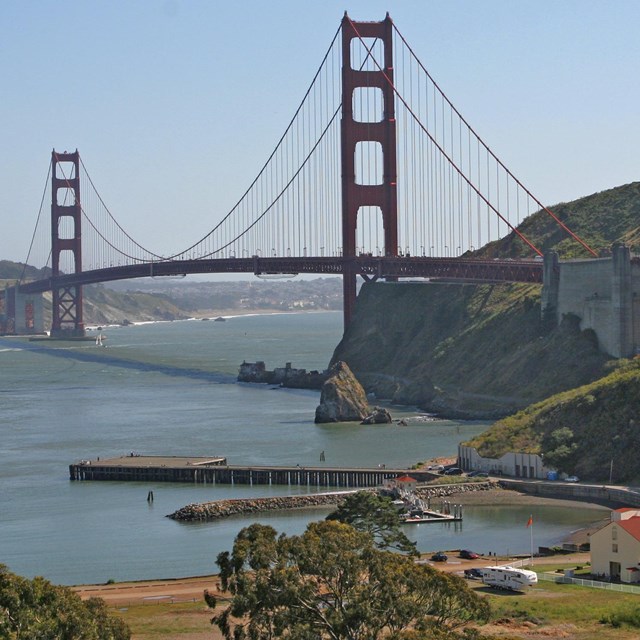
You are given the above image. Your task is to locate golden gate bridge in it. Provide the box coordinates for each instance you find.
[2,13,594,337]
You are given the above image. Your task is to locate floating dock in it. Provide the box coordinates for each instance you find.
[402,510,462,523]
[69,455,438,487]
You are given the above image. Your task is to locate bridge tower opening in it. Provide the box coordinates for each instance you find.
[341,13,398,328]
[51,150,85,337]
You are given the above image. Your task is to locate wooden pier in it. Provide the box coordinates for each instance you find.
[69,455,438,487]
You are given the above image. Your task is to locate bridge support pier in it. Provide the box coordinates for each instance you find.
[0,288,44,335]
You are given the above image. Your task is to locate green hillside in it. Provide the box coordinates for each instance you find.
[464,358,640,483]
[0,260,50,284]
[476,181,640,259]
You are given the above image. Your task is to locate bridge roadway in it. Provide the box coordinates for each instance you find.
[18,255,543,294]
[69,455,438,487]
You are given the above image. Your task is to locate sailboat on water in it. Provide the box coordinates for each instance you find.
[95,333,106,347]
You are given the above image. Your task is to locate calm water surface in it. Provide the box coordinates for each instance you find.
[0,312,607,584]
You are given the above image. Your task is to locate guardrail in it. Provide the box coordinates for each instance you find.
[498,479,640,508]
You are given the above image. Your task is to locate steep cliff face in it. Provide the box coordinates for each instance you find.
[331,281,609,418]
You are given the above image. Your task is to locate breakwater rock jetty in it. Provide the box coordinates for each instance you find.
[167,492,348,521]
[167,482,496,522]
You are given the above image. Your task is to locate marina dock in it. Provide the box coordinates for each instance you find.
[69,455,438,487]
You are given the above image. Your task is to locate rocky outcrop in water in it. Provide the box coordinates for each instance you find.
[238,361,328,390]
[314,361,369,423]
[362,406,393,424]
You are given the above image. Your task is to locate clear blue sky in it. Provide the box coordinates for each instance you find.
[1,0,639,264]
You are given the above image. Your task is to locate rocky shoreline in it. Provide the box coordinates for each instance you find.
[167,482,497,522]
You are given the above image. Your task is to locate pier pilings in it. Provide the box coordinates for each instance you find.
[68,456,435,487]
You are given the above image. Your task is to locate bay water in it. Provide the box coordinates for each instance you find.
[0,311,606,585]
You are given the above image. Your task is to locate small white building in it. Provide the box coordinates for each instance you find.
[590,508,640,583]
[458,445,551,479]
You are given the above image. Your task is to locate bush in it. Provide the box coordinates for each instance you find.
[602,605,640,629]
[0,564,130,639]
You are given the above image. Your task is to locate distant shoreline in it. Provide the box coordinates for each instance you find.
[83,308,340,331]
[189,308,340,321]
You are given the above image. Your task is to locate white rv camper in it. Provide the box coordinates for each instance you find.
[481,565,538,591]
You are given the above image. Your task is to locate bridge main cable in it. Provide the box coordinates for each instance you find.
[391,23,597,258]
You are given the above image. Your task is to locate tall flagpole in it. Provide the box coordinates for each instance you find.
[526,514,534,566]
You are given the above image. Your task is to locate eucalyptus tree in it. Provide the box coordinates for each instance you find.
[0,564,130,640]
[326,491,418,556]
[208,521,489,640]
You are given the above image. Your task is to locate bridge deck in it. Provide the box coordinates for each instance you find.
[18,256,544,294]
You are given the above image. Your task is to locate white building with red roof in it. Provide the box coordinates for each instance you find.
[382,475,417,493]
[590,508,640,582]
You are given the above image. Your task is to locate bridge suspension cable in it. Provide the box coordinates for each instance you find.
[391,23,596,258]
[20,159,52,285]
[154,23,345,263]
[78,157,165,264]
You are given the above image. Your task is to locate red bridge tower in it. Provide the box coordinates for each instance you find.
[341,13,398,328]
[51,150,85,337]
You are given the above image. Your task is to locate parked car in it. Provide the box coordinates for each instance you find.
[468,470,489,478]
[427,465,445,472]
[464,567,483,579]
[430,552,448,562]
[459,549,480,560]
[564,475,579,483]
[443,467,463,476]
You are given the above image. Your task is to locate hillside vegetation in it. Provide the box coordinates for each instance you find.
[476,181,640,259]
[465,358,640,483]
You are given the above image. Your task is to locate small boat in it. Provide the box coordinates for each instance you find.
[95,333,106,347]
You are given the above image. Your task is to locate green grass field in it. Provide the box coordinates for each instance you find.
[114,576,640,640]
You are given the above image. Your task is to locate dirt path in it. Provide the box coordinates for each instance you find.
[73,575,221,606]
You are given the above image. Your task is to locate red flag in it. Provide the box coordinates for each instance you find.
[526,515,533,528]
